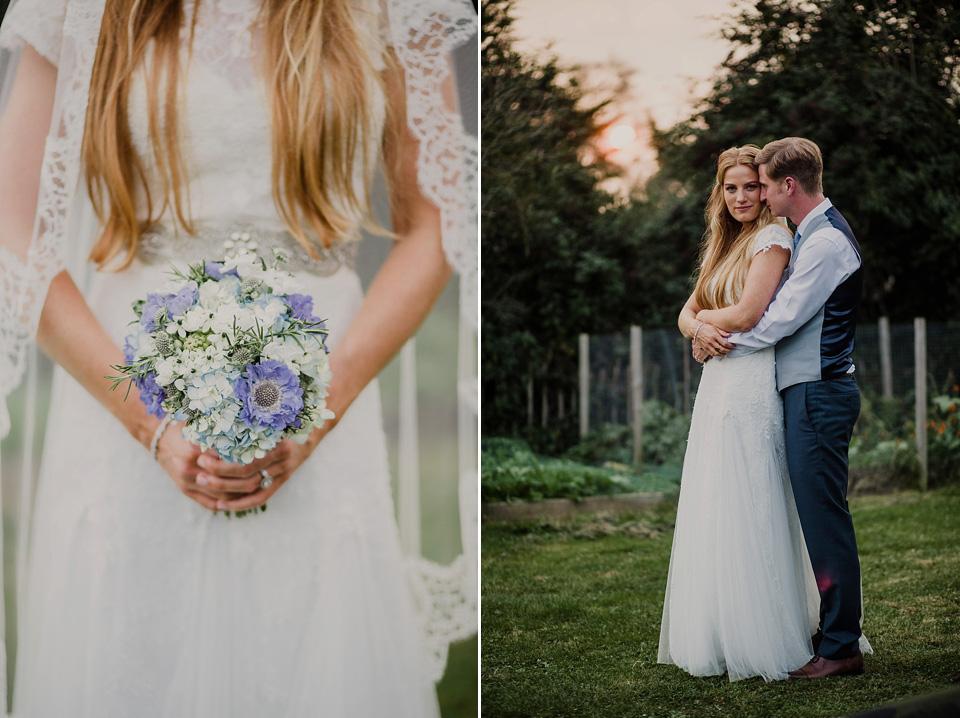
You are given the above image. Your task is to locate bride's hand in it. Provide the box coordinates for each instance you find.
[154,421,247,511]
[198,417,340,512]
[692,340,711,364]
[694,321,734,357]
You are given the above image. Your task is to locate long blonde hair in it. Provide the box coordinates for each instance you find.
[693,145,780,310]
[83,0,402,269]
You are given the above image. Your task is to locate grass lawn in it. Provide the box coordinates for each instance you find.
[481,489,960,717]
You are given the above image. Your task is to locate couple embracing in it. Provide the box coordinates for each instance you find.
[658,137,873,681]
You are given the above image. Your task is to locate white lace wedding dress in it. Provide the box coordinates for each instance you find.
[657,225,821,682]
[5,2,442,716]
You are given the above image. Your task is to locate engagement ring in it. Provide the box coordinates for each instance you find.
[259,469,273,490]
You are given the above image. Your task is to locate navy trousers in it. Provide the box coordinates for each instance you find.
[781,375,862,660]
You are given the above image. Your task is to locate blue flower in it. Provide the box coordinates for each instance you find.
[166,285,198,317]
[205,261,240,280]
[235,360,303,431]
[139,286,199,332]
[123,335,138,364]
[287,293,320,322]
[136,372,166,419]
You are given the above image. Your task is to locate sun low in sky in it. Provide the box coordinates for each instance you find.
[510,0,731,188]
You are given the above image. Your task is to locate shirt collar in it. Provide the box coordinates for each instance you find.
[795,197,833,239]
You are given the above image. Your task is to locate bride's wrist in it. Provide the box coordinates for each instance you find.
[127,409,161,451]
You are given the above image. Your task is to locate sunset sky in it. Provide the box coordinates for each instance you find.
[510,0,738,185]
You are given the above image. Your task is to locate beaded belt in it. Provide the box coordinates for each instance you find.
[136,221,358,277]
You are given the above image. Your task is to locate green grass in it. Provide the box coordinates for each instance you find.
[481,489,960,717]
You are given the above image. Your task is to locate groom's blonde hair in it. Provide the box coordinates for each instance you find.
[756,137,823,196]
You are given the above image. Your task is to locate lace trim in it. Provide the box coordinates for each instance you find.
[0,0,107,437]
[137,221,359,277]
[406,554,478,682]
[386,0,478,329]
[753,224,794,256]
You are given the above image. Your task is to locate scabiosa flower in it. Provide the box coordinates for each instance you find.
[235,360,303,430]
[286,293,319,322]
[140,286,199,332]
[136,372,166,419]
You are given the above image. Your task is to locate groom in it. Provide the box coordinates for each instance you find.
[720,137,865,678]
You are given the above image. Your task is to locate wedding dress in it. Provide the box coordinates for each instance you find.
[0,0,476,715]
[657,224,821,682]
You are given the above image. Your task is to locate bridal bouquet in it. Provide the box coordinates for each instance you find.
[111,249,334,465]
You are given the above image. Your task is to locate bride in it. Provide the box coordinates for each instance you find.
[657,145,819,681]
[0,0,476,715]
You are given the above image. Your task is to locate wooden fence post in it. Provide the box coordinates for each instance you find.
[579,333,589,437]
[630,326,643,467]
[541,387,548,428]
[526,374,534,426]
[915,317,928,491]
[879,316,893,400]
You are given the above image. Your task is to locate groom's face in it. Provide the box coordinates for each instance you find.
[758,164,787,217]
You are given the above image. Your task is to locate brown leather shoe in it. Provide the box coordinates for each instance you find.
[788,653,863,679]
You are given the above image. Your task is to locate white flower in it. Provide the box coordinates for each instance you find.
[198,276,242,309]
[222,250,264,280]
[261,268,301,295]
[261,335,309,368]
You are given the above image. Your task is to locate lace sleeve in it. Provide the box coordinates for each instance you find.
[381,0,478,684]
[753,223,794,256]
[0,0,68,67]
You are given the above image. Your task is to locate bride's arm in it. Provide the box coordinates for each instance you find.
[679,292,734,357]
[695,247,790,332]
[3,48,237,511]
[678,293,702,339]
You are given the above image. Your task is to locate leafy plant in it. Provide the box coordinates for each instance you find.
[481,438,676,503]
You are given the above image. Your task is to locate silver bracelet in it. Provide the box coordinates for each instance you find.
[150,415,174,461]
[693,320,706,345]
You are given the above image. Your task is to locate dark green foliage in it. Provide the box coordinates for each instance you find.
[481,2,689,444]
[851,385,960,489]
[563,401,692,468]
[482,0,960,446]
[480,438,677,503]
[640,0,960,322]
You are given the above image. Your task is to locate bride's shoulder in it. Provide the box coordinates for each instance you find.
[752,222,794,256]
[0,0,69,68]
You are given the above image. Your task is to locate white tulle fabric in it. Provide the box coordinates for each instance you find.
[658,222,871,681]
[659,226,813,682]
[657,342,820,681]
[0,0,477,712]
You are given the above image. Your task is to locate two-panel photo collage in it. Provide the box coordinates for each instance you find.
[0,0,958,717]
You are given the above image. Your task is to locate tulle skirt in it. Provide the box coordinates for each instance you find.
[11,259,440,717]
[657,348,820,682]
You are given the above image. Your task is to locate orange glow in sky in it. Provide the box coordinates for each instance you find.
[605,124,637,151]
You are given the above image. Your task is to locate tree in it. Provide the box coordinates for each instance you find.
[481,1,639,444]
[639,0,960,321]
